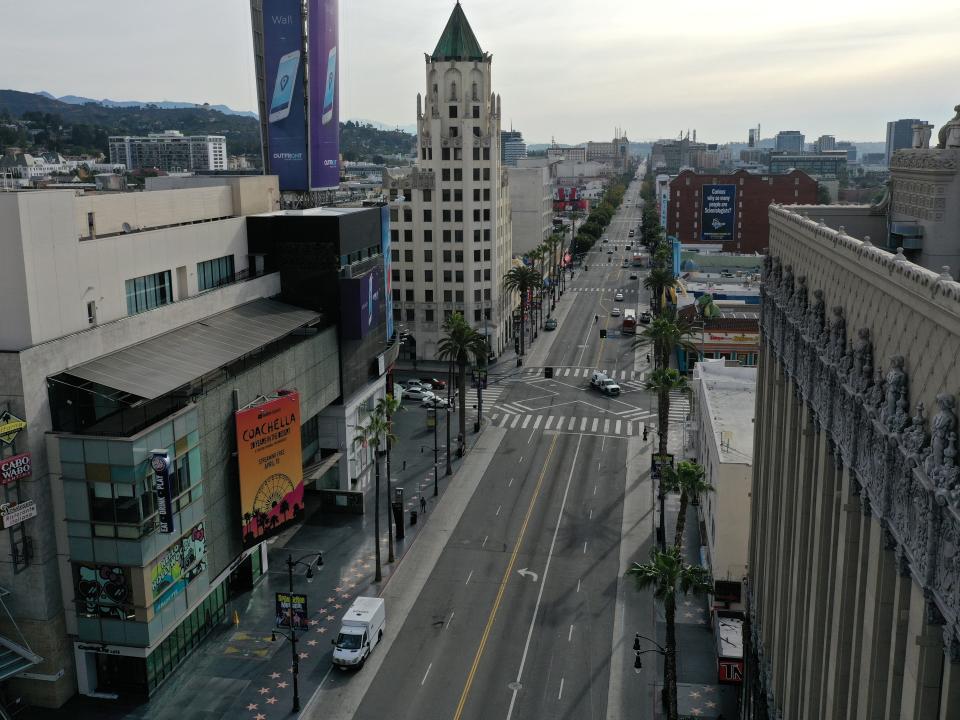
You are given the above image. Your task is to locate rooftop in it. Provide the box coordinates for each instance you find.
[431,2,484,62]
[695,360,756,464]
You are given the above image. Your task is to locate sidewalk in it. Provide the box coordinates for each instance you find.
[26,405,479,720]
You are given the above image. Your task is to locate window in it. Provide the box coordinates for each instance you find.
[483,189,490,201]
[473,210,480,222]
[403,190,412,203]
[424,229,433,243]
[473,168,480,181]
[455,210,463,222]
[424,249,433,262]
[443,210,452,222]
[404,208,412,222]
[473,126,481,137]
[393,308,401,321]
[404,250,413,262]
[392,289,400,301]
[402,229,412,243]
[422,148,428,160]
[483,168,490,180]
[472,105,480,118]
[424,209,432,222]
[473,230,481,242]
[425,289,434,302]
[455,230,463,243]
[443,250,452,262]
[425,309,434,322]
[391,249,399,262]
[474,269,481,281]
[422,189,432,201]
[473,189,480,201]
[483,209,490,221]
[483,249,491,261]
[483,288,491,300]
[449,105,458,118]
[444,270,452,282]
[455,271,464,283]
[454,169,462,181]
[442,169,451,181]
[474,289,481,302]
[392,269,400,282]
[442,147,451,161]
[406,309,415,321]
[474,250,481,261]
[443,230,451,242]
[455,251,463,263]
[483,148,490,160]
[405,269,414,282]
[454,148,462,161]
[483,229,490,241]
[444,290,453,302]
[391,229,399,243]
[390,208,399,222]
[405,289,414,302]
[442,189,451,202]
[473,148,480,161]
[424,269,433,282]
[125,270,173,315]
[454,189,463,202]
[445,310,453,321]
[450,127,459,138]
[86,211,96,238]
[455,290,464,302]
[474,309,482,322]
[483,269,491,281]
[197,255,235,291]
[86,301,97,325]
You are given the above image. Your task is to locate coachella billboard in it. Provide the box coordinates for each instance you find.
[235,392,304,549]
[308,0,340,189]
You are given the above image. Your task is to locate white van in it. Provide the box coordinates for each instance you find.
[332,597,386,670]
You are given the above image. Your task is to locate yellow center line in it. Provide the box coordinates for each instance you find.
[452,434,559,720]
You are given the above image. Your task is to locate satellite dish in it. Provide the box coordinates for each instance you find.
[122,222,132,233]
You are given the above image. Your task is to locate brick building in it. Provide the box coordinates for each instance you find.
[667,169,817,253]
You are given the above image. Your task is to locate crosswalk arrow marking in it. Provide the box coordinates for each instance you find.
[517,568,539,582]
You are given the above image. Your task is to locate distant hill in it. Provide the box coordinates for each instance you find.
[35,91,257,118]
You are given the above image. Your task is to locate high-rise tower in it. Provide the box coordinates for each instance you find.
[383,2,513,360]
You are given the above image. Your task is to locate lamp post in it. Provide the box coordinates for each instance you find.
[633,633,671,713]
[271,552,323,713]
[432,403,439,497]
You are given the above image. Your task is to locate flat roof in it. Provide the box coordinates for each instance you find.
[60,298,320,400]
[696,361,756,464]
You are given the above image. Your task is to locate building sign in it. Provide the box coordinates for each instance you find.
[151,523,207,612]
[151,451,175,535]
[1,499,36,528]
[381,205,394,341]
[0,452,32,484]
[700,184,736,242]
[339,267,383,340]
[262,0,308,190]
[275,591,308,629]
[706,332,759,346]
[76,565,131,620]
[236,392,304,549]
[719,659,744,684]
[308,0,340,189]
[0,410,26,446]
[650,453,674,480]
[659,190,669,230]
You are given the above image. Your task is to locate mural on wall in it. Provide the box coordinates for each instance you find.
[151,522,207,612]
[77,565,131,620]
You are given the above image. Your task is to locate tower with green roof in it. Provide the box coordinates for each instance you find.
[380,2,514,362]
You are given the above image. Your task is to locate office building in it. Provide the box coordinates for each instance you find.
[836,140,857,162]
[380,3,513,360]
[109,131,227,172]
[769,150,848,179]
[667,169,817,253]
[886,118,923,165]
[501,130,526,166]
[774,130,804,154]
[508,165,553,255]
[0,177,354,706]
[652,136,706,174]
[546,145,586,163]
[586,133,630,172]
[813,134,836,153]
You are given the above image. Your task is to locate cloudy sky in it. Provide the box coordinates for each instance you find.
[4,0,959,144]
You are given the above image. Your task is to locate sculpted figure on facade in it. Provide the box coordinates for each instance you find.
[806,288,825,344]
[790,275,808,321]
[901,402,929,465]
[866,369,885,416]
[761,254,773,281]
[829,306,846,363]
[926,394,957,476]
[883,356,907,430]
[852,327,872,393]
[839,340,855,380]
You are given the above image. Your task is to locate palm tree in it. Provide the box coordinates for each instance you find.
[353,403,396,582]
[633,307,699,371]
[644,368,689,456]
[503,266,542,356]
[660,460,713,550]
[628,547,713,720]
[378,394,403,563]
[545,233,564,304]
[643,266,677,316]
[437,313,488,452]
[528,248,544,330]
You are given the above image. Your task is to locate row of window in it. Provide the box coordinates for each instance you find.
[393,287,493,303]
[392,268,492,283]
[125,256,235,316]
[394,307,491,323]
[390,228,493,243]
[391,248,492,264]
[387,187,493,205]
[438,146,491,162]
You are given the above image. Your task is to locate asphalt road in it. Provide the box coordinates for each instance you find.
[353,178,655,720]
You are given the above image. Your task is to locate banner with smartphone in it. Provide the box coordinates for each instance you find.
[263,0,308,190]
[308,0,340,190]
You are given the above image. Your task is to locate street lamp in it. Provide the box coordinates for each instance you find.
[633,633,671,710]
[270,552,323,712]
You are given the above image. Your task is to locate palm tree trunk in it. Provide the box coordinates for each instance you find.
[446,360,453,476]
[458,358,467,445]
[476,365,484,427]
[658,389,670,456]
[665,597,679,720]
[385,435,394,563]
[520,298,526,355]
[374,451,382,582]
[674,491,688,552]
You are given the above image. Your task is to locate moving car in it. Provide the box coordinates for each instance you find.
[403,387,435,402]
[544,318,558,331]
[629,273,638,280]
[419,377,446,390]
[607,250,613,255]
[601,237,609,244]
[332,597,386,670]
[405,379,432,391]
[421,395,450,409]
[628,229,635,237]
[610,307,621,317]
[614,291,624,301]
[640,311,652,324]
[590,371,621,396]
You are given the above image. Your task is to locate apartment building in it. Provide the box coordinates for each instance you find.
[109,131,227,172]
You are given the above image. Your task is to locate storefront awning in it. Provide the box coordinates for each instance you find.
[61,299,321,400]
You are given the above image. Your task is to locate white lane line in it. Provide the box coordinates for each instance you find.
[465,570,473,585]
[563,368,570,377]
[519,456,523,463]
[491,414,499,423]
[583,541,588,554]
[421,663,432,686]
[545,415,555,430]
[558,677,564,701]
[603,419,610,433]
[496,505,501,516]
[499,415,510,428]
[508,478,514,487]
[446,611,455,629]
[522,415,532,429]
[568,624,574,642]
[528,428,536,445]
[615,420,622,434]
[482,535,488,548]
[557,416,565,430]
[593,485,598,496]
[567,417,576,431]
[579,417,587,432]
[589,508,593,520]
[505,434,584,720]
[577,578,581,593]
[510,415,521,429]
[626,421,633,436]
[591,418,599,432]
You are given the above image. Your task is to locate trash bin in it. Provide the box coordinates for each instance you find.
[410,509,418,525]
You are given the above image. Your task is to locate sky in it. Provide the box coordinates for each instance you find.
[3,0,960,145]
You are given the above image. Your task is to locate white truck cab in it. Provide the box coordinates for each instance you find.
[332,596,386,670]
[590,372,621,396]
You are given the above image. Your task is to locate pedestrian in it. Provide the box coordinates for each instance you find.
[420,495,426,514]
[646,353,650,363]
[402,459,407,471]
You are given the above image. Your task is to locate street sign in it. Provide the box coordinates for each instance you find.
[1,499,37,528]
[0,452,32,484]
[275,592,308,629]
[0,410,26,446]
[651,453,674,480]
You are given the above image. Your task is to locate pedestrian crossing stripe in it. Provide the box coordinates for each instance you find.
[486,413,648,438]
[505,366,648,381]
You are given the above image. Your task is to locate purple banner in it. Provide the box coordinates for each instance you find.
[339,267,382,340]
[308,0,340,190]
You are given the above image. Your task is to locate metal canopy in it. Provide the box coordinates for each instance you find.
[62,299,320,400]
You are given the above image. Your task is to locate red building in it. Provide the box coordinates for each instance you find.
[667,169,817,253]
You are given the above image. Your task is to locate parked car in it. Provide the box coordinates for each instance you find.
[629,273,638,280]
[544,318,558,331]
[421,395,450,409]
[614,291,624,301]
[332,597,386,670]
[607,250,614,255]
[640,311,652,324]
[405,379,431,391]
[419,377,446,390]
[403,387,435,402]
[601,237,609,244]
[610,307,621,317]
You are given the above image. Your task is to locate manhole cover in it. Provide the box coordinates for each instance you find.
[508,681,523,691]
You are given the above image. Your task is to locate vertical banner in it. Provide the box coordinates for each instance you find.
[150,451,175,534]
[262,0,308,190]
[700,184,736,242]
[308,0,340,189]
[381,205,394,340]
[275,592,308,629]
[235,392,304,549]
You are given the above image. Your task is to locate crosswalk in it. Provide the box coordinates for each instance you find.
[572,287,640,293]
[500,366,646,382]
[488,411,653,438]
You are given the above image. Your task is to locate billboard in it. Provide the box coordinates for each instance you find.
[236,392,304,549]
[263,0,308,190]
[340,266,382,340]
[701,184,736,242]
[381,205,394,340]
[308,0,340,189]
[275,591,308,629]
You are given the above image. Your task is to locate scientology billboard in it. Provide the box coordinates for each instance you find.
[308,0,340,189]
[261,0,308,190]
[700,184,736,242]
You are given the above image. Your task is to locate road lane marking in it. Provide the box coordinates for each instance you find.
[453,435,559,720]
[567,417,575,431]
[583,541,588,554]
[446,611,455,629]
[563,368,570,377]
[496,505,501,516]
[522,415,532,429]
[557,416,565,430]
[568,625,574,642]
[466,570,474,585]
[589,508,593,520]
[626,421,633,436]
[594,485,598,496]
[482,535,488,548]
[558,677,564,700]
[603,419,610,433]
[421,663,432,686]
[508,478,513,487]
[510,415,521,429]
[579,417,587,432]
[545,415,555,430]
[505,434,584,720]
[533,415,543,430]
[519,456,523,463]
[591,418,599,432]
[615,420,622,434]
[577,578,581,593]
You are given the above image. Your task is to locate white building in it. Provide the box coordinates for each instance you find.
[691,359,755,608]
[381,3,514,359]
[109,131,227,172]
[508,165,552,255]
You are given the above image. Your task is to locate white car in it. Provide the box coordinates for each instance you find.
[403,387,434,402]
[614,292,624,301]
[610,307,621,317]
[421,395,450,409]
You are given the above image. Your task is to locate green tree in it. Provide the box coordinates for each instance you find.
[634,307,699,370]
[379,394,403,563]
[643,267,677,317]
[353,401,397,582]
[627,548,713,720]
[437,313,488,447]
[660,460,713,550]
[643,368,689,456]
[503,266,542,356]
